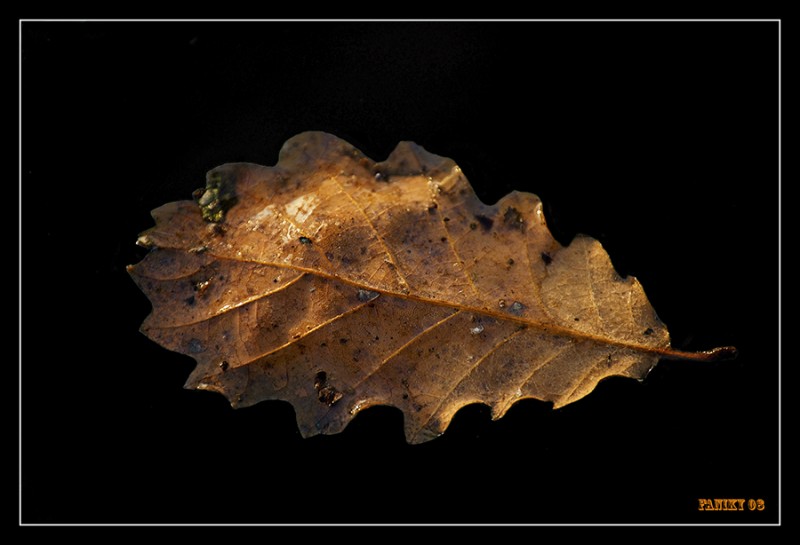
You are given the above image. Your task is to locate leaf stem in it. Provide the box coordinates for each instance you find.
[656,345,738,362]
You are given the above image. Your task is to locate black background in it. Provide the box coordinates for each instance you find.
[21,21,778,524]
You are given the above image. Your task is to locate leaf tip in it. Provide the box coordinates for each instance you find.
[135,233,154,248]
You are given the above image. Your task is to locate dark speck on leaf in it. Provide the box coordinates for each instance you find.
[475,214,494,231]
[503,207,524,231]
[541,252,553,265]
[314,371,327,390]
[313,370,342,406]
[317,387,342,406]
[643,328,654,336]
[188,338,204,353]
[299,236,313,245]
[357,289,379,302]
[193,279,210,296]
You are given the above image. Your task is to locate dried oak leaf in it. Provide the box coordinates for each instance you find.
[128,132,735,443]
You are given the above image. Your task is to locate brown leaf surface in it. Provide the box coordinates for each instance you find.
[128,132,735,443]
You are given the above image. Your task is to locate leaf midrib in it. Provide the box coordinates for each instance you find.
[147,249,682,360]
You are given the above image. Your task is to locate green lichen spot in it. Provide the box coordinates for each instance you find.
[194,171,238,223]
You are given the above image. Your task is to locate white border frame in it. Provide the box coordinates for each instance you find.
[18,18,781,527]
